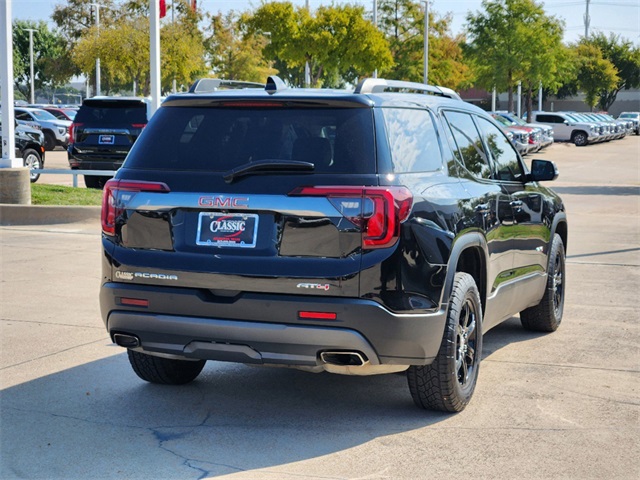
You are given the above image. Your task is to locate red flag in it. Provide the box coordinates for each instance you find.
[190,0,197,11]
[160,0,167,18]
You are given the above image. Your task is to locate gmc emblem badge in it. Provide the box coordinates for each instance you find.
[199,196,249,208]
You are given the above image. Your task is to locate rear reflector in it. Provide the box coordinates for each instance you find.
[298,311,337,320]
[119,297,149,307]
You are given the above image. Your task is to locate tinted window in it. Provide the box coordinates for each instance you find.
[536,114,563,124]
[76,101,147,124]
[477,117,524,182]
[125,106,375,174]
[443,111,492,180]
[381,108,443,172]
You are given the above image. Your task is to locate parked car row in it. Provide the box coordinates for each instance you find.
[491,111,554,155]
[0,117,46,182]
[524,111,635,146]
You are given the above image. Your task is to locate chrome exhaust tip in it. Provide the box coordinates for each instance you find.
[113,333,140,348]
[320,351,367,367]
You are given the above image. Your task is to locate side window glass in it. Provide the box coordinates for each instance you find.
[443,111,492,180]
[381,108,443,172]
[477,117,525,182]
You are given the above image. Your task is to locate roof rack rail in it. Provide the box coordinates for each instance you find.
[354,78,462,101]
[189,78,265,94]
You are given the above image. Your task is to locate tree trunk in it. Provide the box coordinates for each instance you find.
[526,84,533,123]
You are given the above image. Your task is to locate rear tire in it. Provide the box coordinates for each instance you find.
[84,175,107,189]
[520,234,565,332]
[22,148,42,183]
[407,272,483,412]
[127,350,206,385]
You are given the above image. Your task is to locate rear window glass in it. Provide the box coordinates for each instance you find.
[76,101,147,124]
[381,107,443,173]
[124,106,375,173]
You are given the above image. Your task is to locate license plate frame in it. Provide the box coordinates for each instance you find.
[196,213,259,248]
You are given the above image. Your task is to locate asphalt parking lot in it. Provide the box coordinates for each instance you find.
[1,137,639,479]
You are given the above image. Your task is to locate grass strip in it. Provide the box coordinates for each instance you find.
[31,184,102,206]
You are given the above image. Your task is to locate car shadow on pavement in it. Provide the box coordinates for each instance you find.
[481,316,549,359]
[2,350,454,479]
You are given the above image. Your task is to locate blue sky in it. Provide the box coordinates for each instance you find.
[11,0,640,45]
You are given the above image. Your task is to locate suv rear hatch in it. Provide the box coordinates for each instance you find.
[70,99,148,163]
[103,98,410,298]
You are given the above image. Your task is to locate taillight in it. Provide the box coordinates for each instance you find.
[131,123,147,129]
[69,122,83,144]
[289,186,413,249]
[101,179,170,236]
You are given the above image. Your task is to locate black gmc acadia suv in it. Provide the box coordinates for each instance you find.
[100,77,567,412]
[68,97,149,189]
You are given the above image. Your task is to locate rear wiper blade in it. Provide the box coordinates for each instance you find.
[223,159,314,184]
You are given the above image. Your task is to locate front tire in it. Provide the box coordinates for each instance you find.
[127,350,206,385]
[44,131,56,151]
[407,272,483,412]
[520,233,565,332]
[572,131,588,146]
[22,148,42,183]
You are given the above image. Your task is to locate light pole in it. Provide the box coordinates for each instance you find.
[24,28,36,104]
[373,0,377,78]
[89,3,101,96]
[423,1,429,84]
[304,0,310,87]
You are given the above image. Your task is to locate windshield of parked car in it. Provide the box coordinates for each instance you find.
[491,114,512,127]
[620,113,638,119]
[29,109,59,121]
[62,109,77,120]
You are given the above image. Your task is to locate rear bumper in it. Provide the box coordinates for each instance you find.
[67,147,126,170]
[101,282,448,367]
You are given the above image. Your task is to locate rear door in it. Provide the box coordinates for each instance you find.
[104,101,387,298]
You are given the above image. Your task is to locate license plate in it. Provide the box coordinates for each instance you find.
[99,135,115,144]
[196,213,259,248]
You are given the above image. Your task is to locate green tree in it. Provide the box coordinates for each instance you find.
[573,42,619,109]
[12,20,73,98]
[587,33,640,111]
[204,12,276,82]
[377,1,472,89]
[248,2,393,87]
[465,0,566,114]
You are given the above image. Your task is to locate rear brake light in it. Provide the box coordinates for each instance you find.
[101,179,170,236]
[69,122,83,144]
[131,123,147,129]
[220,102,284,107]
[289,186,413,249]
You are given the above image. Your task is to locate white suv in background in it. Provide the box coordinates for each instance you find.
[528,111,600,146]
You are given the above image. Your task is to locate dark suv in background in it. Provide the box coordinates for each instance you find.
[100,77,567,412]
[0,119,46,182]
[68,97,149,189]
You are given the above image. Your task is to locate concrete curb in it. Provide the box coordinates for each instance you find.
[0,204,101,226]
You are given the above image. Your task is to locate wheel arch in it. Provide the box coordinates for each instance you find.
[551,213,568,254]
[442,232,489,318]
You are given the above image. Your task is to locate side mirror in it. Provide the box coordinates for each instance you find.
[529,159,558,182]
